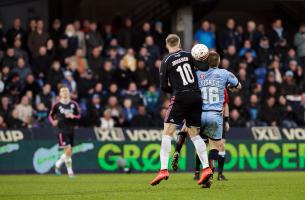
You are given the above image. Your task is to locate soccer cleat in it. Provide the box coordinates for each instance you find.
[171,152,180,171]
[197,167,213,185]
[201,175,213,188]
[68,173,75,179]
[55,166,61,176]
[193,171,200,180]
[150,170,169,186]
[217,173,228,181]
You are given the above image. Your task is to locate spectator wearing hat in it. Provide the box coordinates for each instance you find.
[281,70,298,95]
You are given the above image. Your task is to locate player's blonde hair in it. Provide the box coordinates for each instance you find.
[166,34,180,48]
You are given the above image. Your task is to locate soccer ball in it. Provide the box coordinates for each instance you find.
[191,44,209,61]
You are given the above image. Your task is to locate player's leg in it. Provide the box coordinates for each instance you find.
[172,123,188,171]
[64,145,74,178]
[218,138,228,181]
[55,131,65,175]
[208,139,221,173]
[150,122,176,185]
[194,132,209,180]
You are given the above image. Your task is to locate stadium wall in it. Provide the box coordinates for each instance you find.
[0,127,304,174]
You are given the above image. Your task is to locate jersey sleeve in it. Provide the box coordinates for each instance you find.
[159,59,173,93]
[226,70,239,87]
[48,102,58,123]
[72,101,81,119]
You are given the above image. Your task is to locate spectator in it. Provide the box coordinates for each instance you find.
[114,60,132,89]
[230,109,246,127]
[22,74,40,96]
[194,20,216,49]
[243,20,260,48]
[143,36,160,62]
[153,21,166,54]
[12,57,32,81]
[85,21,104,54]
[239,39,257,58]
[247,94,261,126]
[32,46,52,78]
[121,48,137,72]
[100,60,114,88]
[13,39,29,63]
[33,102,49,127]
[0,115,7,128]
[2,48,17,69]
[47,60,64,92]
[99,109,115,129]
[87,94,104,126]
[220,18,238,51]
[16,96,33,125]
[50,19,62,46]
[136,22,152,50]
[102,24,115,49]
[293,93,305,126]
[88,46,103,76]
[35,83,54,109]
[62,70,77,95]
[294,24,305,65]
[118,18,133,48]
[77,70,96,99]
[223,45,238,71]
[65,24,79,55]
[0,96,12,120]
[122,82,143,107]
[278,95,297,128]
[143,85,160,116]
[281,70,298,95]
[73,20,86,52]
[257,36,273,66]
[134,59,150,90]
[68,48,88,76]
[104,96,124,126]
[6,18,25,47]
[122,98,138,125]
[131,105,152,127]
[56,35,71,66]
[261,97,280,126]
[27,19,49,58]
[269,19,288,47]
[7,108,26,128]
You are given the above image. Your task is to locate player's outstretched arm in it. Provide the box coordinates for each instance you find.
[160,60,173,93]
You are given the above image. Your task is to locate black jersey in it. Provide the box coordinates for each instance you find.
[160,50,199,95]
[48,100,81,133]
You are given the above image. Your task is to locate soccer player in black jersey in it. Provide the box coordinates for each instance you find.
[48,86,81,178]
[150,34,212,187]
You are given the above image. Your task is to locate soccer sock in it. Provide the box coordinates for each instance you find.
[65,155,73,175]
[55,153,66,168]
[160,135,172,170]
[218,151,226,174]
[208,149,219,173]
[175,131,187,154]
[191,135,209,169]
[195,153,201,172]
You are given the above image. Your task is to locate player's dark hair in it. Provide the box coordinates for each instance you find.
[208,51,220,67]
[166,34,180,47]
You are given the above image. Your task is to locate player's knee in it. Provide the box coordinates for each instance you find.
[187,127,200,138]
[163,123,177,136]
[65,147,72,156]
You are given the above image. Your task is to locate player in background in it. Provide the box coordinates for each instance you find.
[150,34,212,187]
[48,86,81,178]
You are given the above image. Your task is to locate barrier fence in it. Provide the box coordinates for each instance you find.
[0,127,304,174]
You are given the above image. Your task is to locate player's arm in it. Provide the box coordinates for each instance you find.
[159,60,173,93]
[223,102,230,132]
[226,71,242,93]
[48,102,58,127]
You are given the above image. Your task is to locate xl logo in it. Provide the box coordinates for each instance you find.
[0,130,24,142]
[94,128,125,141]
[251,127,282,141]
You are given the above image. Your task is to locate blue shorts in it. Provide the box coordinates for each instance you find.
[201,111,223,140]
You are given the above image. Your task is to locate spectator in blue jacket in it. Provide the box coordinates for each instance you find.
[194,20,216,49]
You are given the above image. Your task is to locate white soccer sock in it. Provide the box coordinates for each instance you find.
[160,135,172,170]
[191,135,209,169]
[55,153,66,168]
[65,155,73,175]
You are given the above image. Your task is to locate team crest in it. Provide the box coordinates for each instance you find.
[200,73,205,79]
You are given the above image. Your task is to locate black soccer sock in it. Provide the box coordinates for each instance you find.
[195,153,201,172]
[175,131,187,154]
[208,149,219,173]
[218,152,225,174]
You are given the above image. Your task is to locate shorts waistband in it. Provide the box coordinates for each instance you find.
[202,110,222,112]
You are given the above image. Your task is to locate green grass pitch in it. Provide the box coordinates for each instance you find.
[0,172,304,200]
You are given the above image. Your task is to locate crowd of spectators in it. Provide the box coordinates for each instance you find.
[0,16,304,129]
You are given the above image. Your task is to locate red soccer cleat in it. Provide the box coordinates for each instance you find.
[150,169,169,186]
[197,167,213,185]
